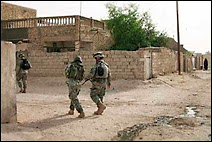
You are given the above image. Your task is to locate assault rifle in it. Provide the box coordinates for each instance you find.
[81,78,91,85]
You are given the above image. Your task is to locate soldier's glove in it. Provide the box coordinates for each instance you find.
[77,83,82,88]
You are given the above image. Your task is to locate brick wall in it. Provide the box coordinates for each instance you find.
[80,25,113,50]
[28,47,193,80]
[26,24,112,52]
[1,2,36,20]
[151,47,177,77]
[27,26,77,51]
[28,50,145,80]
[140,47,186,78]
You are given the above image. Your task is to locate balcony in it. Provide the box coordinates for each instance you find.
[1,15,105,42]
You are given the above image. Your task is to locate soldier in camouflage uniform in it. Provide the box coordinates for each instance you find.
[85,52,111,115]
[16,53,32,93]
[65,56,85,118]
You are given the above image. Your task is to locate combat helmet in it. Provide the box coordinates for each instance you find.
[19,53,25,58]
[93,52,104,58]
[74,56,82,63]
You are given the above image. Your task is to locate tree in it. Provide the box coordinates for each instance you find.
[105,3,168,51]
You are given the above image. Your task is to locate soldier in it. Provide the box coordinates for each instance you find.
[65,56,85,118]
[16,53,32,93]
[85,52,111,115]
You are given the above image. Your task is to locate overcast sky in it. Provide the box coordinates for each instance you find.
[3,1,211,54]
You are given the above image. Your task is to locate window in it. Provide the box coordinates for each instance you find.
[44,41,75,52]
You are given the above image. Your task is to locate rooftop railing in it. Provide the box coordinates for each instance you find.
[1,15,104,29]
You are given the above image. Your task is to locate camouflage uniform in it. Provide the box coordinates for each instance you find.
[65,56,85,117]
[86,52,111,115]
[16,53,32,93]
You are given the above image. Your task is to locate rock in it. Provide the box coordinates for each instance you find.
[193,93,198,96]
[200,122,205,125]
[159,73,165,76]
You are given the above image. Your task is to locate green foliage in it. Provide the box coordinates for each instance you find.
[105,3,168,51]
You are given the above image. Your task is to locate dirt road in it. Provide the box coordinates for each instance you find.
[1,70,211,141]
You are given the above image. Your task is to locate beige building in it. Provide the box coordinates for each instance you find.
[1,2,112,53]
[1,2,195,80]
[1,2,36,20]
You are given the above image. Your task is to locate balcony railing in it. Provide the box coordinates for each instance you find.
[1,15,104,29]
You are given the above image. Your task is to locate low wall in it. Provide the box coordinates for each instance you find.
[1,41,17,123]
[28,47,193,80]
[183,55,193,72]
[28,50,145,80]
[151,47,178,77]
[140,47,187,78]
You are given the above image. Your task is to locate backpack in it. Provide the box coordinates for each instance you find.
[20,59,31,70]
[65,63,84,81]
[75,65,84,81]
[95,62,109,79]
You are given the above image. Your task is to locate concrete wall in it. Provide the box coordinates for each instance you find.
[1,41,17,123]
[1,2,36,20]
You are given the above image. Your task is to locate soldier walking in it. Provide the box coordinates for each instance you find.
[85,52,111,115]
[65,56,85,118]
[16,53,32,93]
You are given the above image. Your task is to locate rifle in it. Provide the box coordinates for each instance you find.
[81,79,91,85]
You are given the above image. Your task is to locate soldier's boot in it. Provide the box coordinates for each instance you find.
[22,88,26,93]
[19,88,23,93]
[94,104,100,115]
[78,112,85,118]
[94,102,106,115]
[68,110,74,115]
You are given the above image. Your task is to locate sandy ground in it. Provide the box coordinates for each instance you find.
[1,70,211,141]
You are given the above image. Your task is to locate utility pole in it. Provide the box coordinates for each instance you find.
[176,1,181,75]
[79,1,82,42]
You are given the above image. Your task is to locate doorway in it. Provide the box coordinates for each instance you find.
[145,51,152,80]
